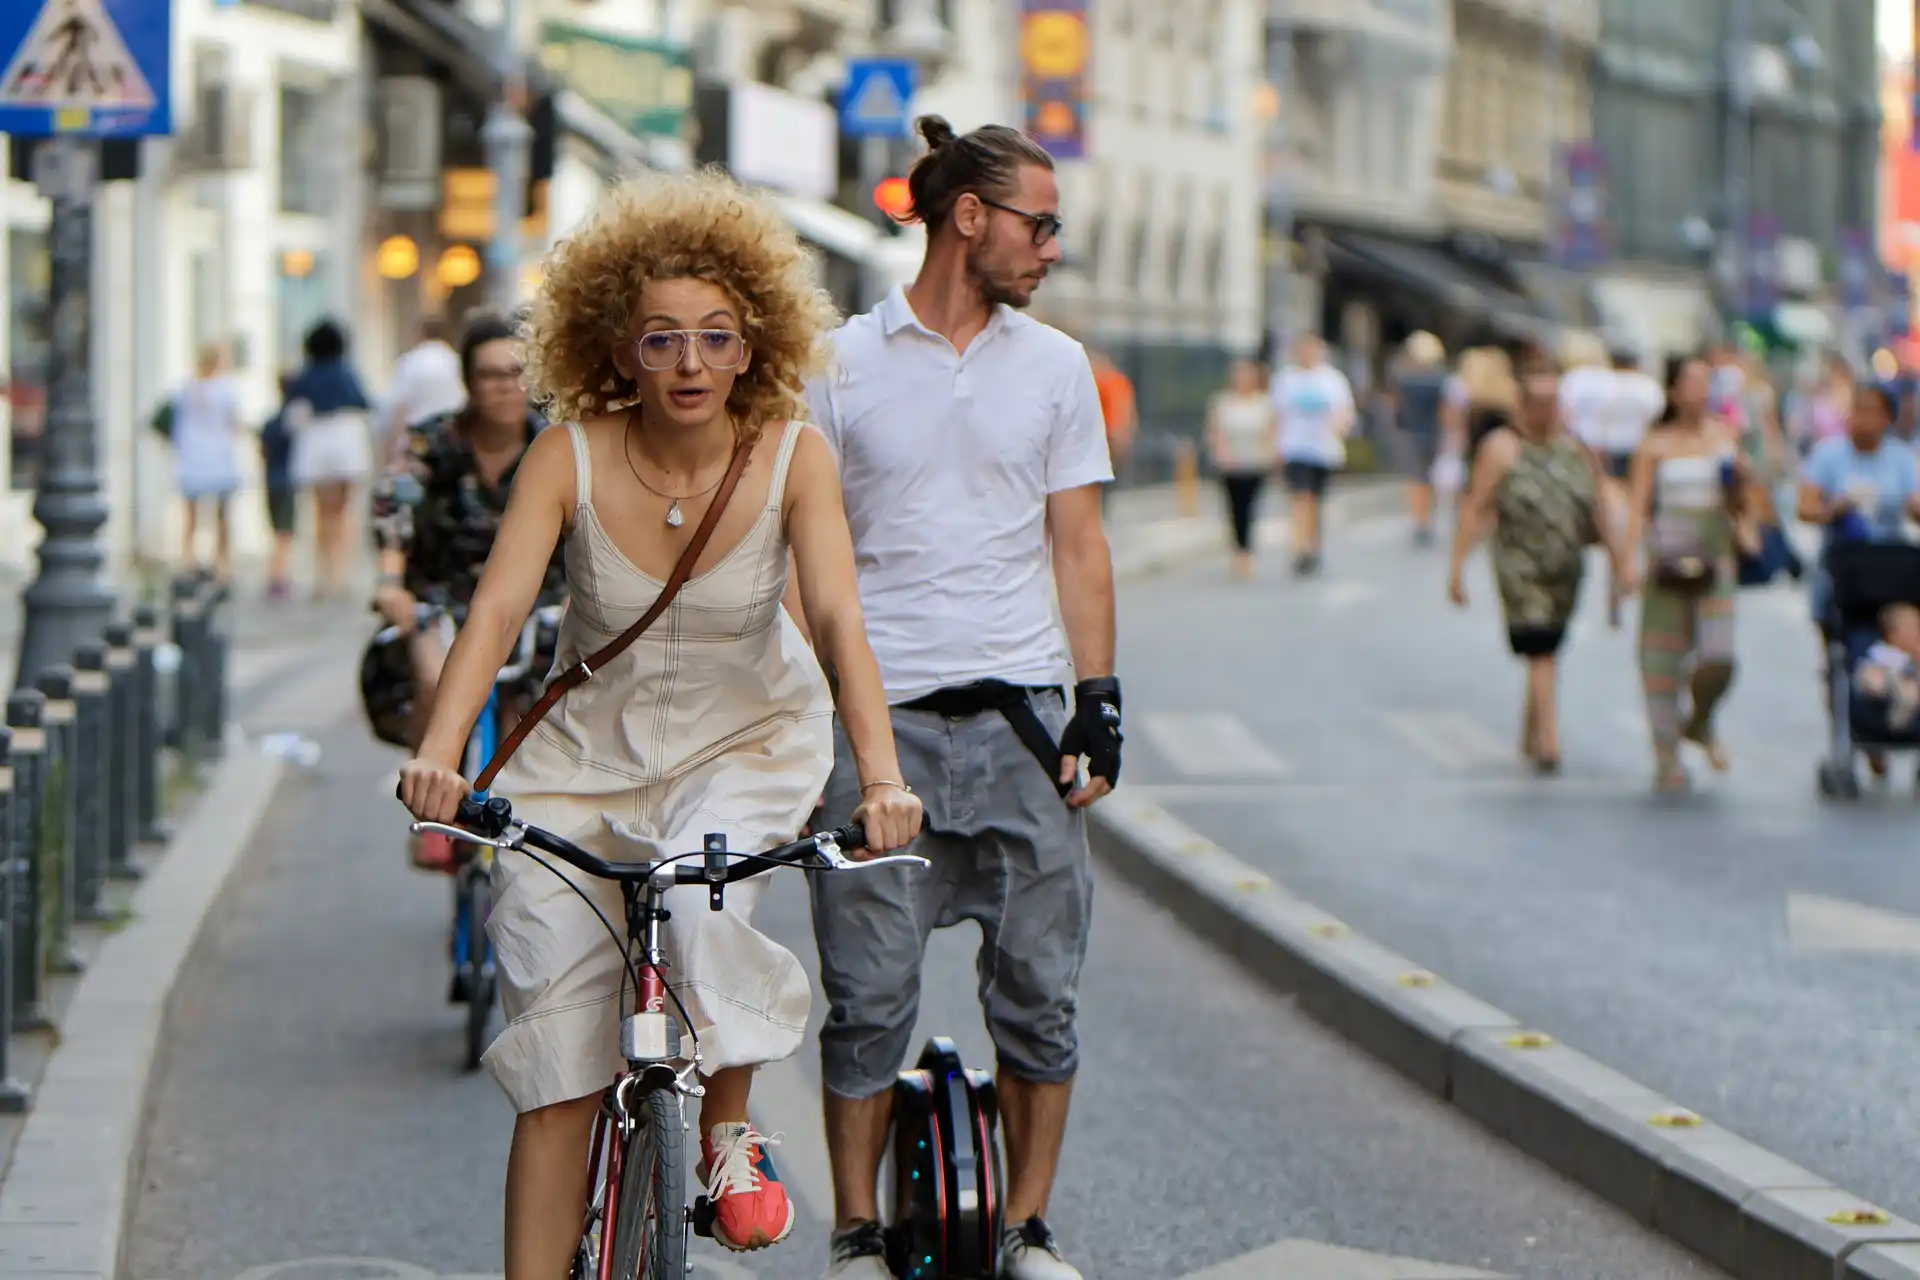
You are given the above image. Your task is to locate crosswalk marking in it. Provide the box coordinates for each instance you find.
[1787,891,1920,956]
[1381,709,1509,769]
[1137,711,1290,777]
[1179,1238,1505,1279]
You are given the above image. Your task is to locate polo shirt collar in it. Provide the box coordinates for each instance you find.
[878,285,1013,346]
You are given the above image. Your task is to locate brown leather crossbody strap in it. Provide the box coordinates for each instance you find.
[474,439,755,793]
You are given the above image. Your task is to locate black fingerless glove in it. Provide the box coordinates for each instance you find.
[1060,677,1123,787]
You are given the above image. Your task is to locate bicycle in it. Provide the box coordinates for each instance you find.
[377,601,561,1070]
[409,794,929,1279]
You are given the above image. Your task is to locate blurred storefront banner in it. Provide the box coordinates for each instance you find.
[1743,214,1779,323]
[1551,141,1609,271]
[1019,0,1089,160]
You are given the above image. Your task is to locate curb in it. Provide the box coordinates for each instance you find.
[1088,791,1920,1280]
[1109,479,1403,580]
[0,734,286,1279]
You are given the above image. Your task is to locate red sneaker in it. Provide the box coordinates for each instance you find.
[410,830,456,873]
[700,1123,794,1251]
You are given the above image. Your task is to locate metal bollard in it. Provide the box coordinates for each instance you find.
[6,691,50,1033]
[132,605,168,843]
[35,666,82,976]
[0,730,27,1111]
[199,577,229,757]
[170,576,204,762]
[103,622,142,881]
[70,645,110,923]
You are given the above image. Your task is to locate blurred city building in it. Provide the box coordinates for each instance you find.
[1589,0,1879,360]
[1261,0,1586,403]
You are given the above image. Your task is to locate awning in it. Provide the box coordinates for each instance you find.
[361,0,557,101]
[1328,232,1557,343]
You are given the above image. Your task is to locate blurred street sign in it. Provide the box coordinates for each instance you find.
[540,22,690,140]
[1019,0,1089,159]
[0,0,171,137]
[840,57,915,139]
[1550,141,1609,271]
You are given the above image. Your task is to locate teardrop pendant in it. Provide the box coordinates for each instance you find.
[665,499,685,529]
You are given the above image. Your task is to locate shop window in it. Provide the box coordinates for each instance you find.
[279,83,329,215]
[7,228,50,492]
[274,250,330,376]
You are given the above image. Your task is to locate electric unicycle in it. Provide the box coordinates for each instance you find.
[884,1037,1007,1279]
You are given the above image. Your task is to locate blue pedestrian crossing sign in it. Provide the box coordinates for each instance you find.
[0,0,171,137]
[840,57,915,140]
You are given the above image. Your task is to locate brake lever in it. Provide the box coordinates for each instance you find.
[816,848,931,873]
[409,819,526,853]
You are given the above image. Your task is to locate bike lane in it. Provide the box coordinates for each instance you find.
[121,708,1708,1279]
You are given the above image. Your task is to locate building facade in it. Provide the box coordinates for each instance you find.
[1588,0,1880,360]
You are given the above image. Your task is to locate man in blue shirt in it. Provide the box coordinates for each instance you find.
[1796,384,1920,624]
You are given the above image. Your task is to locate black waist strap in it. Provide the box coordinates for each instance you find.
[899,681,1070,798]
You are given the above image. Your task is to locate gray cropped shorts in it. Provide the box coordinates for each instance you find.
[808,690,1093,1099]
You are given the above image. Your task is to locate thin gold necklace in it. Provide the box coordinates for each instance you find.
[621,407,728,528]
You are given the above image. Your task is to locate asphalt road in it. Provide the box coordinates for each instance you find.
[1118,510,1920,1225]
[120,706,1709,1279]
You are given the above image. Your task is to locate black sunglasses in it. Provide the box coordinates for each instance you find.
[977,197,1063,247]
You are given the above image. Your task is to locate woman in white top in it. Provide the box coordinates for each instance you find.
[170,344,244,580]
[1207,358,1277,579]
[1270,332,1355,576]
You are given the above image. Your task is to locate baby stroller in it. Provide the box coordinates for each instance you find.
[1816,540,1920,799]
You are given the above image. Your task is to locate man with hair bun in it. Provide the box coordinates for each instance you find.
[801,114,1117,1280]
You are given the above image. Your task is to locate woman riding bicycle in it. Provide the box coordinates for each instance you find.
[371,312,563,872]
[396,170,922,1272]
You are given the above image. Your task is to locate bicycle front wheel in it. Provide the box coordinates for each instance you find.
[461,862,494,1072]
[608,1084,687,1280]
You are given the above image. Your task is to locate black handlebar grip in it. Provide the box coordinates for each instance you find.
[837,823,866,850]
[456,795,512,837]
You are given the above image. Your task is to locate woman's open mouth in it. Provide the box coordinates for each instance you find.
[668,388,711,409]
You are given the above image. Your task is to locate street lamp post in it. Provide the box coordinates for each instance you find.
[14,139,114,690]
[483,0,534,315]
[1723,0,1753,328]
[1264,6,1296,363]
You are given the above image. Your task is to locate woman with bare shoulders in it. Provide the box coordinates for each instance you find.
[396,170,922,1274]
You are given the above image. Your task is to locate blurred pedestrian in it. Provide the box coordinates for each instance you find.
[1389,330,1452,547]
[383,315,466,464]
[1734,347,1803,585]
[1455,346,1520,467]
[1806,351,1856,450]
[1271,332,1355,576]
[170,343,244,582]
[1625,355,1751,793]
[283,319,373,599]
[1794,384,1920,779]
[1206,357,1276,578]
[258,370,299,601]
[1089,347,1135,508]
[1448,362,1617,773]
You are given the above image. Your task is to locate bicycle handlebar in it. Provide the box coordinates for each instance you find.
[406,793,928,889]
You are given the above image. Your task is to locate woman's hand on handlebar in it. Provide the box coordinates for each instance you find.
[850,783,922,856]
[398,756,470,823]
[375,583,419,634]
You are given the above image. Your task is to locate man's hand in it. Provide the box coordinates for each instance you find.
[1058,677,1122,809]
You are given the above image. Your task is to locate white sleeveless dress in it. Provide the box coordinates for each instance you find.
[483,419,834,1113]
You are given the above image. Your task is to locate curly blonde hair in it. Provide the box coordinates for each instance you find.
[524,167,840,441]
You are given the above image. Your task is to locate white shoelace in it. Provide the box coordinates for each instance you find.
[705,1124,782,1200]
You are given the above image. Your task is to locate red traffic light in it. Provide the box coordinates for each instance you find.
[872,177,912,221]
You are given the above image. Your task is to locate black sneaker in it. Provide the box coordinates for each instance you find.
[825,1220,891,1279]
[1000,1216,1082,1279]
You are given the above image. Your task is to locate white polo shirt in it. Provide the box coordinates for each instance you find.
[805,286,1113,703]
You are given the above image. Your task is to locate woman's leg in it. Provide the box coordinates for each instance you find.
[503,1092,600,1280]
[1529,654,1561,768]
[212,497,232,582]
[1682,572,1737,771]
[314,481,349,595]
[1223,474,1257,574]
[699,1065,755,1128]
[180,497,199,570]
[1639,584,1694,787]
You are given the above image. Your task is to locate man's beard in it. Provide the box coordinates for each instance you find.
[967,243,1036,309]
